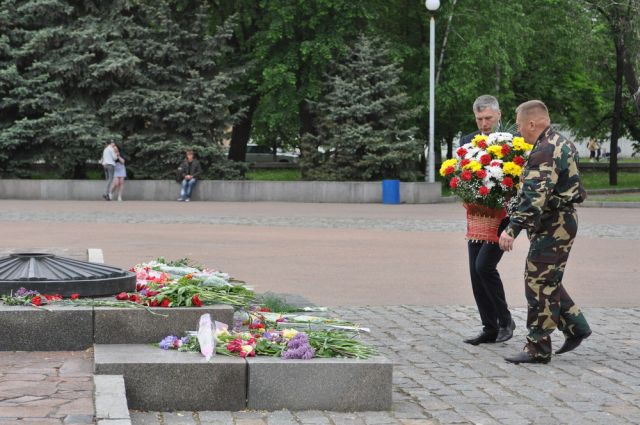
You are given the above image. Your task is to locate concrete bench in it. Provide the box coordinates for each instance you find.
[94,344,247,411]
[0,304,233,351]
[94,344,393,412]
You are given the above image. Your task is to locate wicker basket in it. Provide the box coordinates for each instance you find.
[463,203,507,243]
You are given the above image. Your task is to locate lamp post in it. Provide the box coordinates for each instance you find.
[425,0,439,183]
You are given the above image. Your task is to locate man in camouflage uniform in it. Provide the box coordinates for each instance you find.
[499,100,592,364]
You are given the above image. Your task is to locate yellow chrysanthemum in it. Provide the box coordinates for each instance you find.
[282,329,299,339]
[513,137,534,152]
[503,162,523,177]
[462,160,482,172]
[439,158,458,176]
[487,145,504,159]
[471,134,488,147]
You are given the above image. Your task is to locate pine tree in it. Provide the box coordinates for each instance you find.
[301,34,422,181]
[0,0,244,179]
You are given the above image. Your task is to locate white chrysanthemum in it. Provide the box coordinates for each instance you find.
[486,165,504,180]
[483,178,496,190]
[487,132,513,145]
[465,146,482,160]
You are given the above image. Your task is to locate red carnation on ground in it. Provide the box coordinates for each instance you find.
[70,293,80,300]
[479,186,490,196]
[128,294,141,303]
[449,177,459,189]
[461,170,473,181]
[31,296,42,306]
[149,299,159,307]
[513,156,525,166]
[115,292,129,300]
[502,177,514,187]
[191,294,203,307]
[480,154,492,165]
[456,147,467,157]
[160,298,171,308]
[501,144,511,155]
[476,169,487,179]
[248,322,265,330]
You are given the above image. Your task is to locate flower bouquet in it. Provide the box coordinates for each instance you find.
[117,258,254,308]
[440,132,534,242]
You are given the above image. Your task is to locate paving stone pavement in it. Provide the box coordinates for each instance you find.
[0,350,94,424]
[130,305,640,425]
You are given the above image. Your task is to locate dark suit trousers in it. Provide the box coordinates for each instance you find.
[467,240,511,334]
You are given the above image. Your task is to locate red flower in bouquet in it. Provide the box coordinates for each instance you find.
[456,147,467,157]
[449,177,459,189]
[160,298,171,308]
[480,154,492,165]
[476,169,487,179]
[501,144,511,155]
[513,155,525,166]
[502,176,514,188]
[128,294,141,303]
[479,186,490,196]
[31,296,42,306]
[460,170,473,181]
[70,293,80,300]
[191,294,203,307]
[115,292,129,301]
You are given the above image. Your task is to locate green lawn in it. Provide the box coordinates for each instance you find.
[245,168,301,181]
[580,171,640,190]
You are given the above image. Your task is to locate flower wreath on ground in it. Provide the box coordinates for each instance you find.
[440,132,534,242]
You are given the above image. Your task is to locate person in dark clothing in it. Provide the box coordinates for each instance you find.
[460,95,516,346]
[176,150,202,202]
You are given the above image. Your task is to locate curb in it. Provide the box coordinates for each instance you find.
[90,251,132,425]
[94,375,132,425]
[580,201,640,208]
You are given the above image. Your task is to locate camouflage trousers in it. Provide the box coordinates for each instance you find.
[523,209,590,359]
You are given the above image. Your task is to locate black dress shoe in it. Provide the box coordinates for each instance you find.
[504,352,550,364]
[495,319,516,343]
[555,330,592,354]
[463,331,497,345]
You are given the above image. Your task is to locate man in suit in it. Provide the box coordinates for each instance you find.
[460,95,516,345]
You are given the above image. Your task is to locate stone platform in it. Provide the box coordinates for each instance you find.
[0,304,234,351]
[94,344,393,412]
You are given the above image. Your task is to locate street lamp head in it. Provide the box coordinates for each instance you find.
[425,0,440,11]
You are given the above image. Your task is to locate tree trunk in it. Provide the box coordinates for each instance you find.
[623,46,640,116]
[228,96,258,162]
[445,134,453,159]
[610,37,624,186]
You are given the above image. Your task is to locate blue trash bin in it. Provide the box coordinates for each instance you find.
[382,179,400,204]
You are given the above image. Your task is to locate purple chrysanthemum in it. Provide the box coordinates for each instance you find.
[159,335,179,350]
[14,288,40,298]
[282,333,315,360]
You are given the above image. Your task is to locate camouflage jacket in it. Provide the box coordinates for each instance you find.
[506,127,586,238]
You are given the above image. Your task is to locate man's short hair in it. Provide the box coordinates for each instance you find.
[186,150,194,155]
[473,95,500,113]
[515,100,549,119]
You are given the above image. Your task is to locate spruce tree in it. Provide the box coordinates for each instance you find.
[301,34,422,181]
[0,0,244,179]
